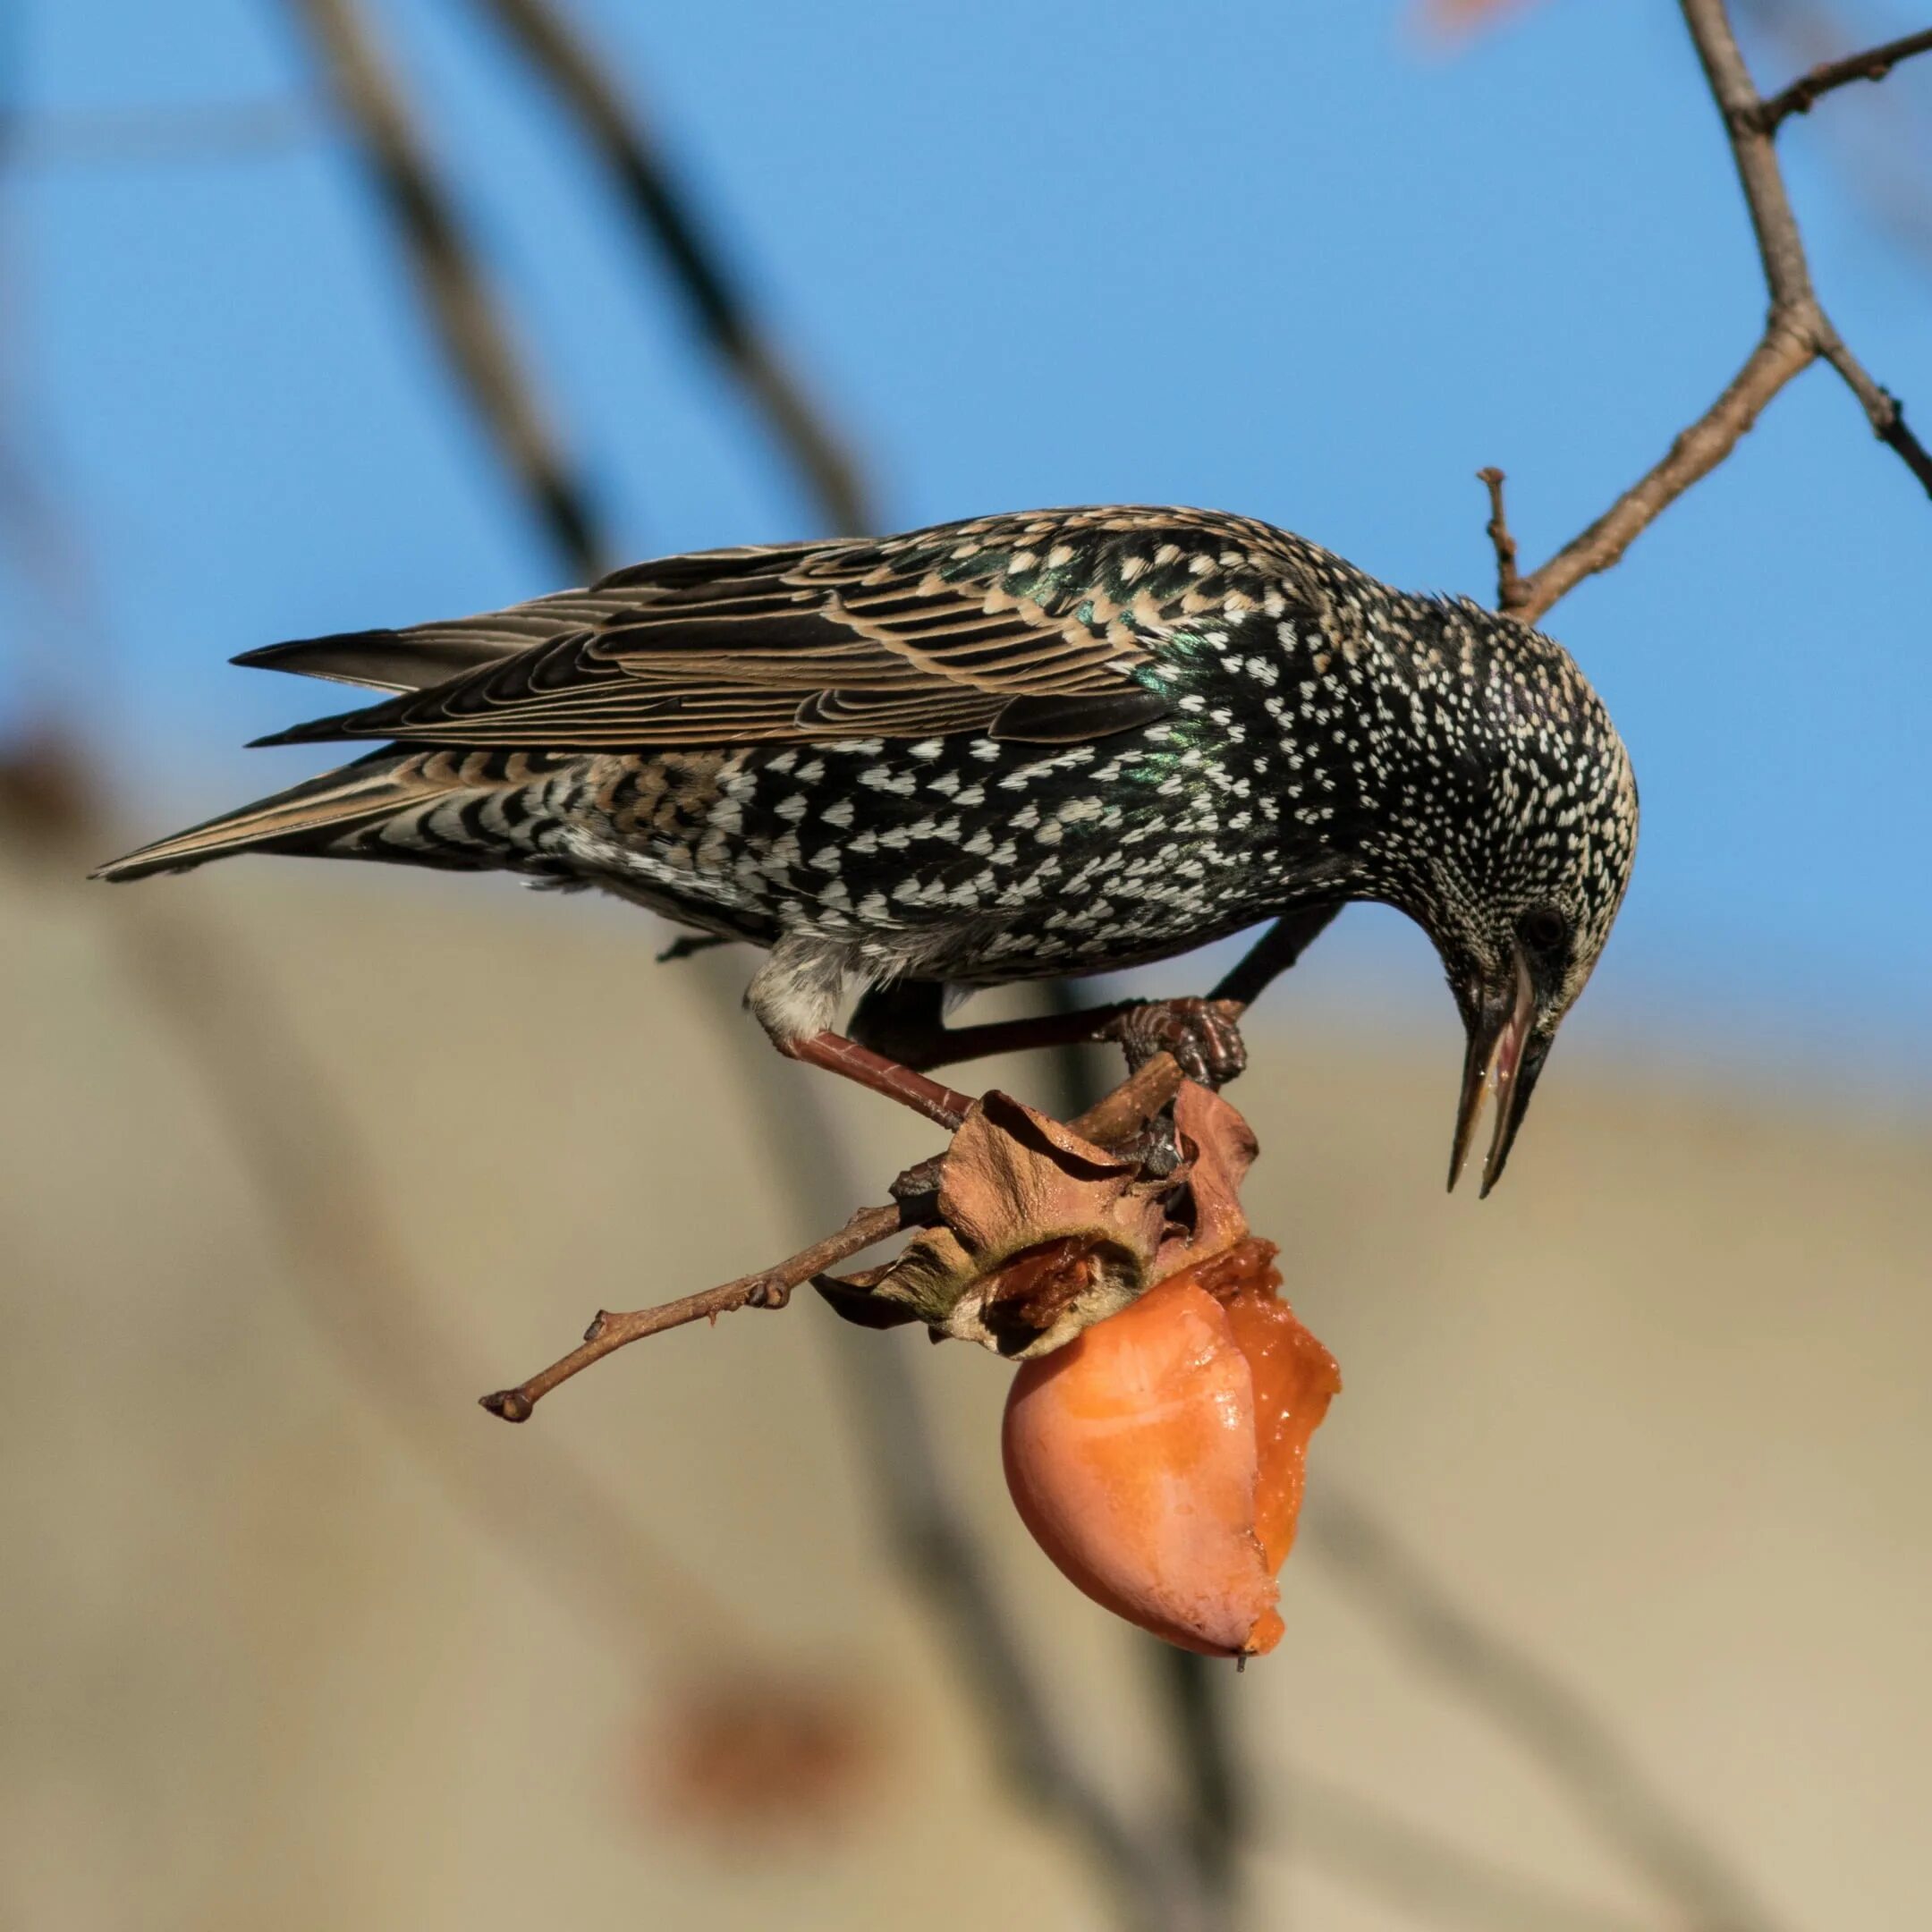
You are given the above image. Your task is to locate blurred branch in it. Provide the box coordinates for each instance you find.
[1038,982,1248,1931]
[14,24,1211,1932]
[1487,0,1931,623]
[1305,1490,1792,1932]
[827,1325,1193,1932]
[702,990,1208,1932]
[467,0,874,535]
[282,0,606,579]
[1266,1767,1657,1932]
[0,754,746,1662]
[225,20,1208,1932]
[1748,22,1932,128]
[1737,0,1932,275]
[428,13,1237,1917]
[0,15,734,1669]
[1154,1642,1248,1921]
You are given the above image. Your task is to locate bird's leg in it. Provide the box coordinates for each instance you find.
[747,936,977,1128]
[776,1030,977,1131]
[851,980,1143,1072]
[1103,903,1343,1082]
[1206,902,1344,1005]
[848,905,1345,1091]
[758,909,1347,1132]
[852,983,1244,1083]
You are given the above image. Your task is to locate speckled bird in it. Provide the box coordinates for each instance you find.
[96,505,1638,1192]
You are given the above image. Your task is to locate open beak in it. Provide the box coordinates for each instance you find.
[1447,946,1548,1198]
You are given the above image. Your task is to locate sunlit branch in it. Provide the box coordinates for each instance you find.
[1486,0,1931,624]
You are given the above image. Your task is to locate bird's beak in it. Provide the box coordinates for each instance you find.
[1447,945,1547,1198]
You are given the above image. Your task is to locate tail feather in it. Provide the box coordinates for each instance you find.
[91,750,445,882]
[232,629,522,693]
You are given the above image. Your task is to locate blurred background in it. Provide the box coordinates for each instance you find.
[3,2,1928,1928]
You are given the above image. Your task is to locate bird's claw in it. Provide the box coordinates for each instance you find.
[1103,997,1248,1088]
[1117,1113,1185,1178]
[889,1151,948,1212]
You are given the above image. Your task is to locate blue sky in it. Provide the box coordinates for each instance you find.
[4,1,1928,1077]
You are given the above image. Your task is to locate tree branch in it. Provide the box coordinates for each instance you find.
[283,0,607,579]
[479,1202,904,1421]
[1499,326,1816,623]
[258,21,1200,1928]
[1476,467,1524,612]
[1265,1766,1661,1932]
[1493,0,1931,624]
[1307,1490,1792,1932]
[477,1051,1185,1422]
[468,0,875,536]
[1749,22,1932,131]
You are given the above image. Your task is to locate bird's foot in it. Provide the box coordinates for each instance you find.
[1101,997,1248,1088]
[1115,1113,1186,1179]
[888,1151,948,1213]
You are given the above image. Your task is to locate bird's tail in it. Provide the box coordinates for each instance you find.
[90,749,462,882]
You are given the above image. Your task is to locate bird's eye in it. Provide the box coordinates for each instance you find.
[1519,905,1570,953]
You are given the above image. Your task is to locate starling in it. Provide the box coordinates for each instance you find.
[95,505,1638,1192]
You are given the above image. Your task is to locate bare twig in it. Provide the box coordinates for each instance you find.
[1264,1767,1658,1932]
[1306,1490,1792,1932]
[479,1202,904,1421]
[1475,466,1524,612]
[1871,390,1932,491]
[197,27,1206,1931]
[282,0,606,579]
[1493,0,1931,623]
[1503,326,1816,621]
[467,0,874,536]
[1066,1047,1187,1144]
[1737,0,1932,279]
[478,1051,1185,1421]
[1749,22,1932,130]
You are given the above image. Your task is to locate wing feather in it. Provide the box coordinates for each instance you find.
[243,507,1311,751]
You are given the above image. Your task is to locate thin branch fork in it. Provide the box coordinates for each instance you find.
[1484,0,1932,626]
[1748,24,1932,132]
[479,1051,1187,1422]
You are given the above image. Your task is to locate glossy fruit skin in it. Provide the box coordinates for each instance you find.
[1002,1241,1339,1659]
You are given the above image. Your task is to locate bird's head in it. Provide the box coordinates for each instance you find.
[1352,606,1638,1195]
[1429,814,1633,1198]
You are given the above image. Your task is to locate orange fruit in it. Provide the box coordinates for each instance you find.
[1002,1241,1339,1658]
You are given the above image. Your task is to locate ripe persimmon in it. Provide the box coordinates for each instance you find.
[1002,1240,1339,1658]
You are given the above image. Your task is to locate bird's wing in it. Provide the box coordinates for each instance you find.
[242,510,1254,751]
